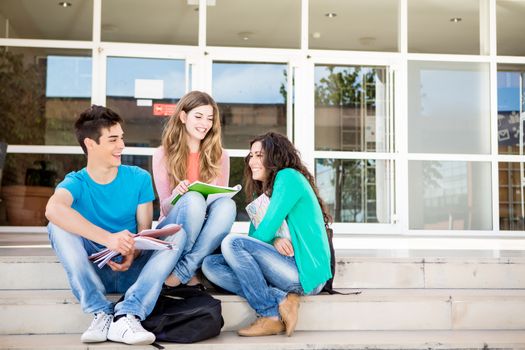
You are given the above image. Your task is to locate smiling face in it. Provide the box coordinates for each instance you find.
[248,141,268,182]
[86,123,125,168]
[180,104,214,143]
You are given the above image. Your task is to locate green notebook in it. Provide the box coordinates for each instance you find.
[171,181,242,205]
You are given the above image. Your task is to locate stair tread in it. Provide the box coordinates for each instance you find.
[2,288,525,305]
[1,330,525,349]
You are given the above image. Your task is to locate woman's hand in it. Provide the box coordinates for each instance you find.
[173,179,190,196]
[274,238,294,257]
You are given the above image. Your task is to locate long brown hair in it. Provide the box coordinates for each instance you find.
[244,132,332,227]
[161,91,223,186]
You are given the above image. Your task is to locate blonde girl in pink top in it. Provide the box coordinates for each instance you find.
[153,91,236,288]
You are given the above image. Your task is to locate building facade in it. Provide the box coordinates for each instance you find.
[1,0,525,245]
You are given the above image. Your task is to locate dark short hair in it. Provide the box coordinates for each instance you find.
[74,105,123,154]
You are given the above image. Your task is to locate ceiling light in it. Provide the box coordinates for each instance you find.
[359,37,376,46]
[187,0,215,5]
[58,2,72,7]
[102,24,118,32]
[450,17,462,23]
[238,31,252,41]
[312,32,321,39]
[325,13,337,18]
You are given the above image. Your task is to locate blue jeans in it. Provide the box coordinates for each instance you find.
[48,223,187,320]
[202,234,324,318]
[157,191,236,284]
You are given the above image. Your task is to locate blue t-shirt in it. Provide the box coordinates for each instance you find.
[56,165,155,234]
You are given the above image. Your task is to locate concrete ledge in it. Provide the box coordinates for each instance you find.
[3,255,525,290]
[1,330,525,350]
[1,290,525,335]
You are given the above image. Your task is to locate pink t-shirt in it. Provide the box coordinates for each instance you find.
[187,152,200,184]
[152,147,230,220]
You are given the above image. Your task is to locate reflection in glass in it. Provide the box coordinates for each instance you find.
[498,65,525,155]
[315,159,392,223]
[102,0,198,45]
[0,47,92,146]
[0,0,93,40]
[207,0,300,49]
[409,161,492,230]
[408,61,490,154]
[408,0,484,55]
[499,162,525,230]
[497,1,525,56]
[229,157,248,222]
[106,57,185,148]
[309,0,398,52]
[212,62,287,149]
[0,153,155,226]
[315,65,390,152]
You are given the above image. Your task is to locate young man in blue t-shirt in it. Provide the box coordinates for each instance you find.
[46,105,187,345]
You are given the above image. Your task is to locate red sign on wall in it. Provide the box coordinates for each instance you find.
[153,103,177,117]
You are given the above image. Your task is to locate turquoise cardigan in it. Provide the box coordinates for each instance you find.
[248,168,332,293]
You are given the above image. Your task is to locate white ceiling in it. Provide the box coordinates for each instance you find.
[0,0,523,55]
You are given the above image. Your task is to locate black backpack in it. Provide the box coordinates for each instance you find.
[321,227,337,294]
[321,227,361,295]
[141,286,224,343]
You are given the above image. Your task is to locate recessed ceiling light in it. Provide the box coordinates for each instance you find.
[238,31,253,41]
[325,12,337,18]
[58,2,72,7]
[359,36,376,46]
[450,17,462,23]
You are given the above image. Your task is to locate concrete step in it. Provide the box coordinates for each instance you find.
[1,330,525,349]
[2,252,525,290]
[2,289,525,335]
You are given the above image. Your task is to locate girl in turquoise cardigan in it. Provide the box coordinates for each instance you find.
[202,132,332,337]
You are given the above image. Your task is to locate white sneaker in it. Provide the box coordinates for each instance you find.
[107,314,155,345]
[80,312,113,343]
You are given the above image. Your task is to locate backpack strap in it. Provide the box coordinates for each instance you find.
[321,227,362,296]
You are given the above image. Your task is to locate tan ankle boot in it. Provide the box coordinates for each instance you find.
[237,317,285,337]
[279,293,300,336]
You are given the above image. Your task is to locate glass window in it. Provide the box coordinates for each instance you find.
[408,61,490,154]
[497,0,525,56]
[315,65,391,152]
[0,153,154,226]
[105,57,186,148]
[408,0,486,55]
[316,159,393,223]
[212,62,288,149]
[207,0,300,49]
[498,64,525,155]
[0,0,92,40]
[499,162,525,231]
[102,0,198,45]
[408,161,492,230]
[0,47,92,146]
[309,0,398,52]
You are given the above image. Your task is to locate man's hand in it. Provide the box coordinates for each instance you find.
[274,238,294,257]
[105,230,135,256]
[107,249,140,272]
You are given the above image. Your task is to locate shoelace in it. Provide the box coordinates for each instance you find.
[88,313,111,331]
[125,315,144,333]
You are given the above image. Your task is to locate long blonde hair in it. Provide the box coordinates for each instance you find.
[161,91,223,186]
